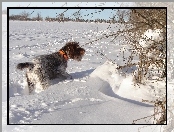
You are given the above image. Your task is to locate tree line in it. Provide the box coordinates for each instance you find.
[9,11,43,21]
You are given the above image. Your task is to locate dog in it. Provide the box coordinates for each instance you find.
[17,41,85,94]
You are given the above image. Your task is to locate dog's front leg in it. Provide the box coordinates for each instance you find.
[61,71,73,79]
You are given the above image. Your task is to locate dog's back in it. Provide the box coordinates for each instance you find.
[33,52,68,79]
[17,52,67,78]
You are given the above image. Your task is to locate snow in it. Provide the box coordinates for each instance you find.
[139,29,164,48]
[1,14,171,131]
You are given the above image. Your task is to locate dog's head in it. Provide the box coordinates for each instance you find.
[61,42,85,61]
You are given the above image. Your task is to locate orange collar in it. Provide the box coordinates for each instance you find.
[58,50,68,60]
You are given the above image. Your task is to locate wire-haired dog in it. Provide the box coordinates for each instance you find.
[17,42,85,94]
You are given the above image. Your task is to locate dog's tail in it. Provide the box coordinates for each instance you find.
[17,62,34,70]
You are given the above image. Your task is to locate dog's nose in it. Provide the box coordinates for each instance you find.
[80,50,85,55]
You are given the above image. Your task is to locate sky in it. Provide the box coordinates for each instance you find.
[8,9,128,20]
[2,2,133,20]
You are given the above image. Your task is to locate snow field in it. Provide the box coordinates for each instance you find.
[2,15,167,128]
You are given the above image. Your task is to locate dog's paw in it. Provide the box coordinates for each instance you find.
[66,75,73,80]
[61,72,73,80]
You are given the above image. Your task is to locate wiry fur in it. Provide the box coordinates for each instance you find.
[17,42,85,94]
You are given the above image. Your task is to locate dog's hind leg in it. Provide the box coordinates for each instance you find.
[26,73,35,94]
[36,68,50,91]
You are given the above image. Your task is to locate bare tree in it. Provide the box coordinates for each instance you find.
[20,11,30,20]
[73,9,81,22]
[36,12,43,21]
[57,13,64,22]
[134,2,174,28]
[115,9,130,23]
[31,12,43,21]
[111,8,166,85]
